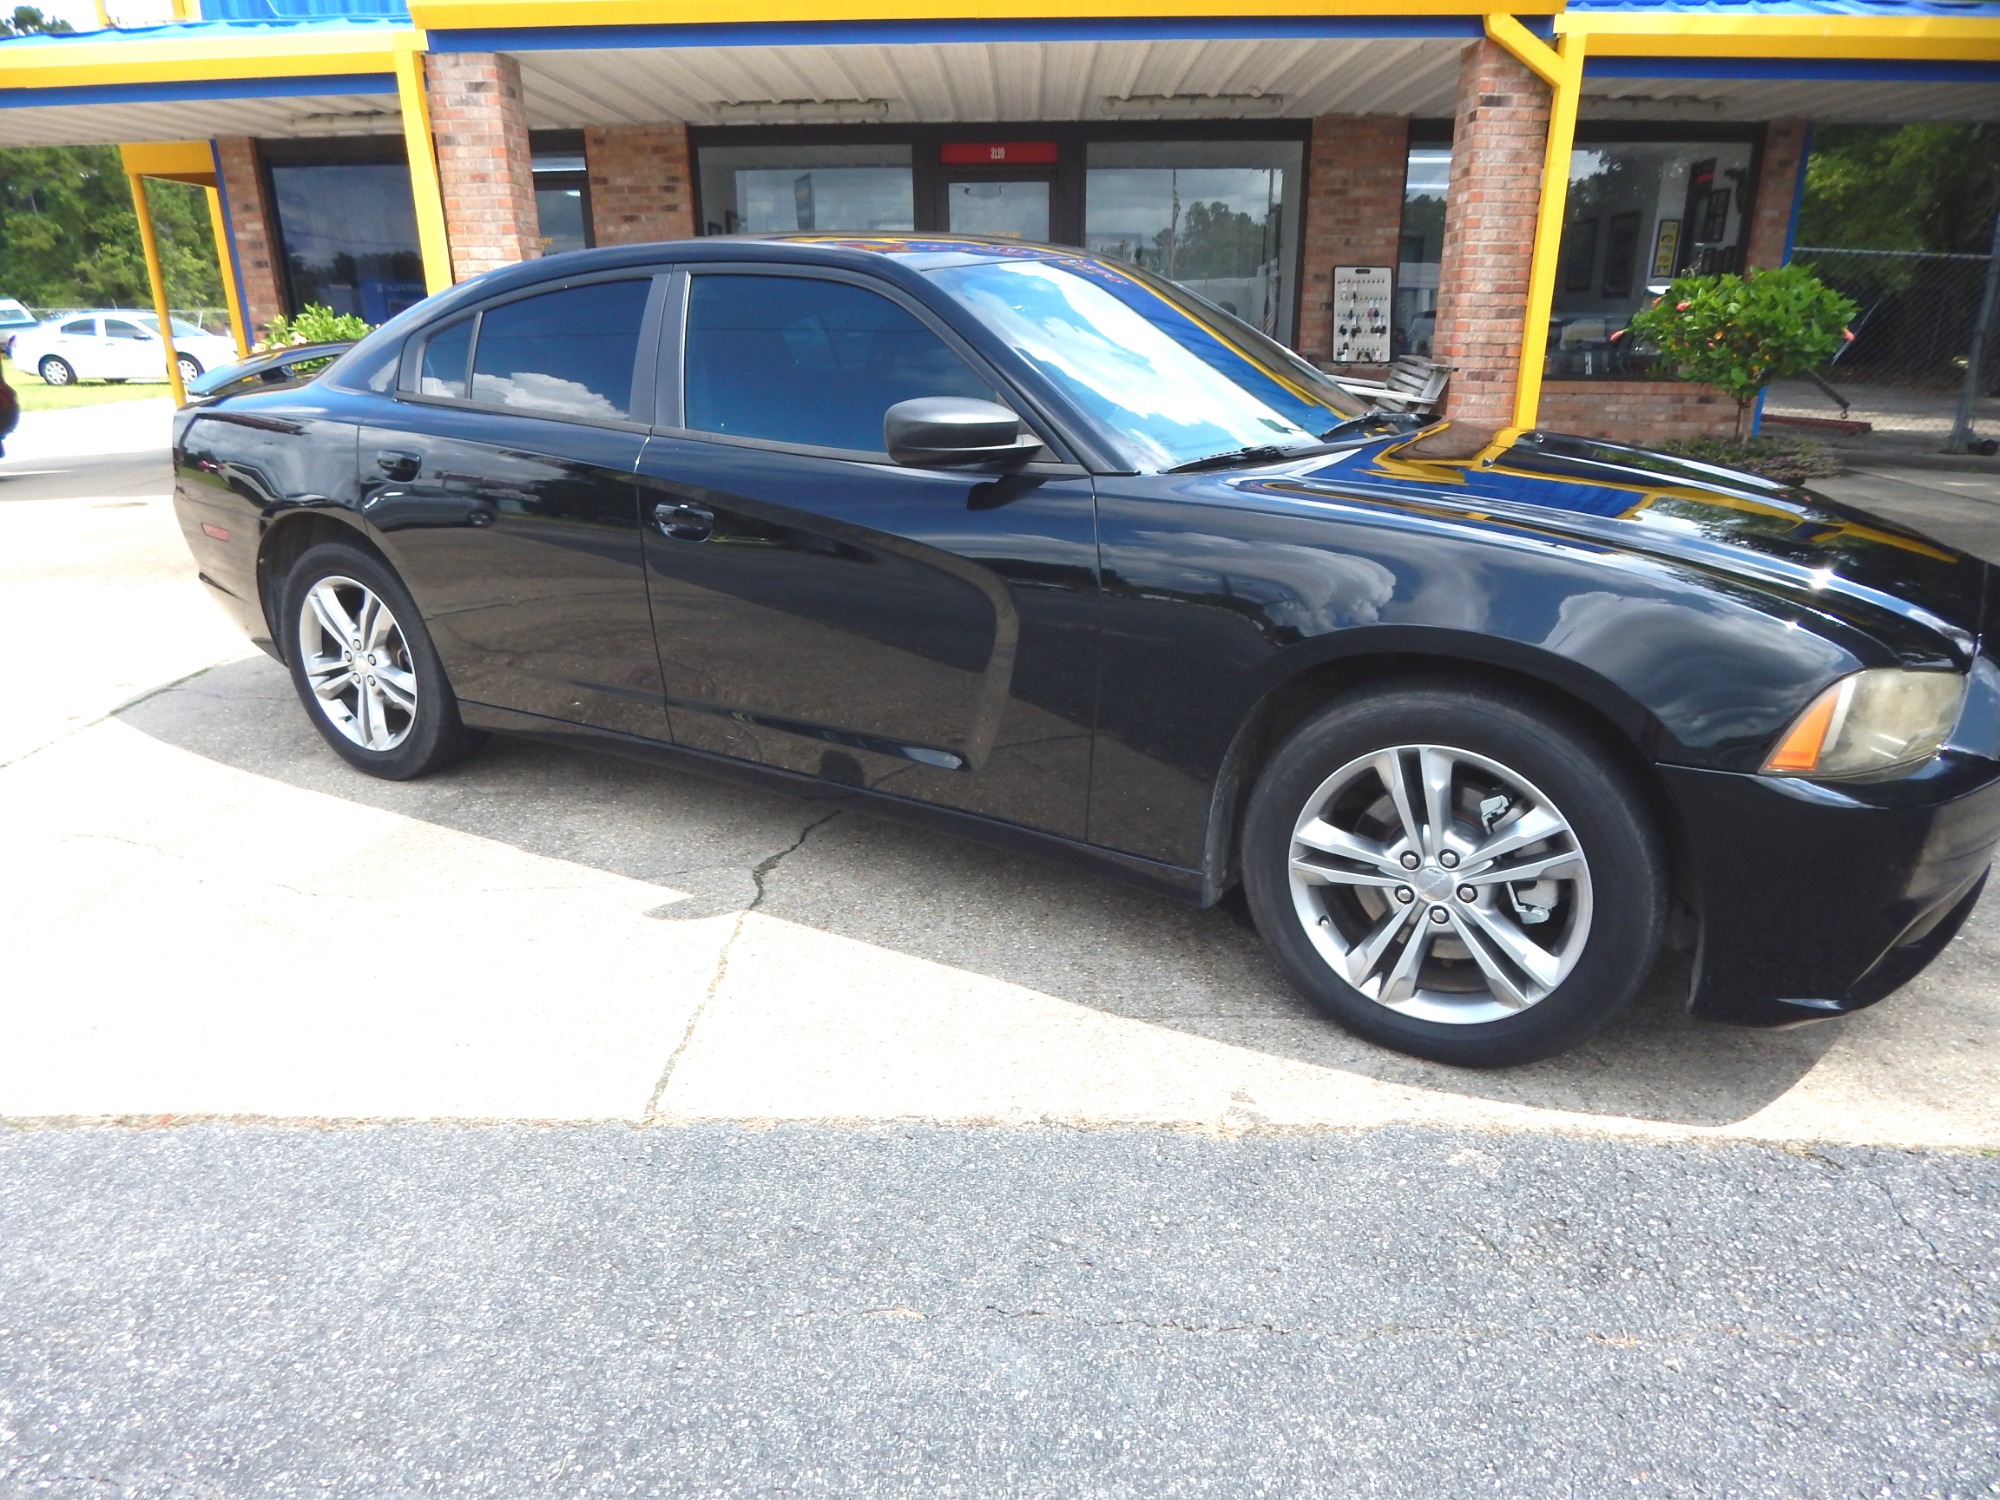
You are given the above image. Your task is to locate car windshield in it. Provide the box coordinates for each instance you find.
[133,313,206,339]
[928,254,1368,471]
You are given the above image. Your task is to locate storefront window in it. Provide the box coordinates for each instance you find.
[1395,145,1450,356]
[1549,140,1755,378]
[1083,140,1303,342]
[268,161,425,324]
[532,140,590,256]
[697,144,914,236]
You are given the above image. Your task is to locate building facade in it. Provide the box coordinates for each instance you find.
[2,0,1996,435]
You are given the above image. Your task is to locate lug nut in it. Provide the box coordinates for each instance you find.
[1428,906,1449,924]
[1458,886,1477,903]
[1439,850,1460,869]
[1395,886,1414,904]
[1400,851,1420,870]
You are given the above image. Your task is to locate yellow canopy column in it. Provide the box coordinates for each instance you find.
[1484,16,1586,432]
[395,37,454,296]
[120,140,248,404]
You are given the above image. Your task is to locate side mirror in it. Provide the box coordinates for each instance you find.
[884,397,1041,469]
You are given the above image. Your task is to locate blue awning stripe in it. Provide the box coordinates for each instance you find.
[0,72,397,108]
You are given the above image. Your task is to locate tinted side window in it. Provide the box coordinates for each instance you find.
[418,317,472,399]
[683,274,995,452]
[104,319,147,340]
[469,279,649,421]
[60,318,95,336]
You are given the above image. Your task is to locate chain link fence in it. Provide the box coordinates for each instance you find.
[1763,243,2000,454]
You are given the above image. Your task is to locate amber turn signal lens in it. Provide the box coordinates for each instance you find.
[1765,684,1843,773]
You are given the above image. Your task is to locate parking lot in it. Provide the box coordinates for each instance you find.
[3,401,1997,1494]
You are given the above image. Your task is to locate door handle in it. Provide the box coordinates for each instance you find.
[375,450,421,481]
[652,501,714,542]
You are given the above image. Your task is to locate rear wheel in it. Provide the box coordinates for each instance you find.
[1241,682,1666,1067]
[38,356,73,387]
[282,541,482,780]
[175,353,202,387]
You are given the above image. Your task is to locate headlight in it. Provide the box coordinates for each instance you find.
[1763,669,1966,779]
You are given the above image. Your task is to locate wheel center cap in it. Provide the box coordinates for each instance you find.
[1412,867,1457,904]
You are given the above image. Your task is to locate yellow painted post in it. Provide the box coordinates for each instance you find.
[1511,31,1584,431]
[395,41,454,296]
[205,185,250,358]
[127,172,187,407]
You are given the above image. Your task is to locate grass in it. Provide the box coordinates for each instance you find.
[3,356,171,412]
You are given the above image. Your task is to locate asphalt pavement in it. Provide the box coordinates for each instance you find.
[1,401,1997,1497]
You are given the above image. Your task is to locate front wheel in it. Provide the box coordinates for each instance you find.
[1241,682,1667,1067]
[38,356,73,387]
[282,541,482,780]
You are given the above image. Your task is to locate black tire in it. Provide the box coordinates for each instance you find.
[281,540,482,780]
[1241,680,1666,1067]
[38,356,73,387]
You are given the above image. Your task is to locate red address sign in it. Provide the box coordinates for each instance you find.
[939,141,1059,166]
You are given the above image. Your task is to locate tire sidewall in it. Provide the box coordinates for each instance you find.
[283,540,468,781]
[1242,684,1666,1067]
[40,357,72,387]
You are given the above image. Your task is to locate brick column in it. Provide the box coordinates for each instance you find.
[584,125,695,245]
[213,136,286,337]
[1745,119,1809,271]
[1431,39,1551,428]
[425,51,539,279]
[1297,115,1410,364]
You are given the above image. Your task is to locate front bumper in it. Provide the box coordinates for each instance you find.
[1661,753,2000,1025]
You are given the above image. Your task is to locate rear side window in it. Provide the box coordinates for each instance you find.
[60,318,94,336]
[682,274,995,452]
[469,279,649,421]
[418,317,472,399]
[104,319,148,340]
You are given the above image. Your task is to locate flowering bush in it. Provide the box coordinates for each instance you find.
[258,303,372,350]
[1626,265,1857,437]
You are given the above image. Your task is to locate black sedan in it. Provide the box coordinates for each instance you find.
[170,236,2000,1067]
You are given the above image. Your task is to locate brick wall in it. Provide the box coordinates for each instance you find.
[1431,39,1549,428]
[1744,119,1809,271]
[1297,115,1409,365]
[425,51,540,279]
[1538,380,1740,442]
[213,136,285,335]
[585,125,695,245]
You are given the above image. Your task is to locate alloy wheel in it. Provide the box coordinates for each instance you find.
[1286,743,1593,1025]
[296,575,419,753]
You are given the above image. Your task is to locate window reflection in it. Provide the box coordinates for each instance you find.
[1084,140,1303,342]
[933,257,1364,471]
[697,145,915,235]
[1550,140,1755,378]
[1396,146,1450,357]
[268,162,425,324]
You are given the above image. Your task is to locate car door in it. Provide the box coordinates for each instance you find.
[48,316,101,378]
[355,272,670,740]
[101,316,157,380]
[637,266,1100,838]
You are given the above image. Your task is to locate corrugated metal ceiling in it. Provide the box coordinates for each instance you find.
[515,38,1471,126]
[0,93,399,147]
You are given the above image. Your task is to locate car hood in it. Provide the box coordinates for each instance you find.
[1253,428,1991,667]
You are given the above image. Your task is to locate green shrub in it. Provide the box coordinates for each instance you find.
[1655,434,1846,487]
[259,303,372,349]
[1627,265,1858,437]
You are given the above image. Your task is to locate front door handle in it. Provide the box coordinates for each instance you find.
[653,501,714,542]
[375,450,421,481]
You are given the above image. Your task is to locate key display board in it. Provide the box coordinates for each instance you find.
[1331,265,1392,364]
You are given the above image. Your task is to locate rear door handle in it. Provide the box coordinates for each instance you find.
[375,450,420,481]
[653,501,714,542]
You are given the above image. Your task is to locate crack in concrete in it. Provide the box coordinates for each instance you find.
[642,809,842,1122]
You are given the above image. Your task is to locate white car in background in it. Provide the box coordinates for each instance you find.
[7,310,238,388]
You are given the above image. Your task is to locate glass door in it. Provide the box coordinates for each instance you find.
[944,175,1052,241]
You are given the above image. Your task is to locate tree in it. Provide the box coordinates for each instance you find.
[0,7,73,35]
[0,145,223,312]
[1627,264,1858,437]
[1796,124,2000,255]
